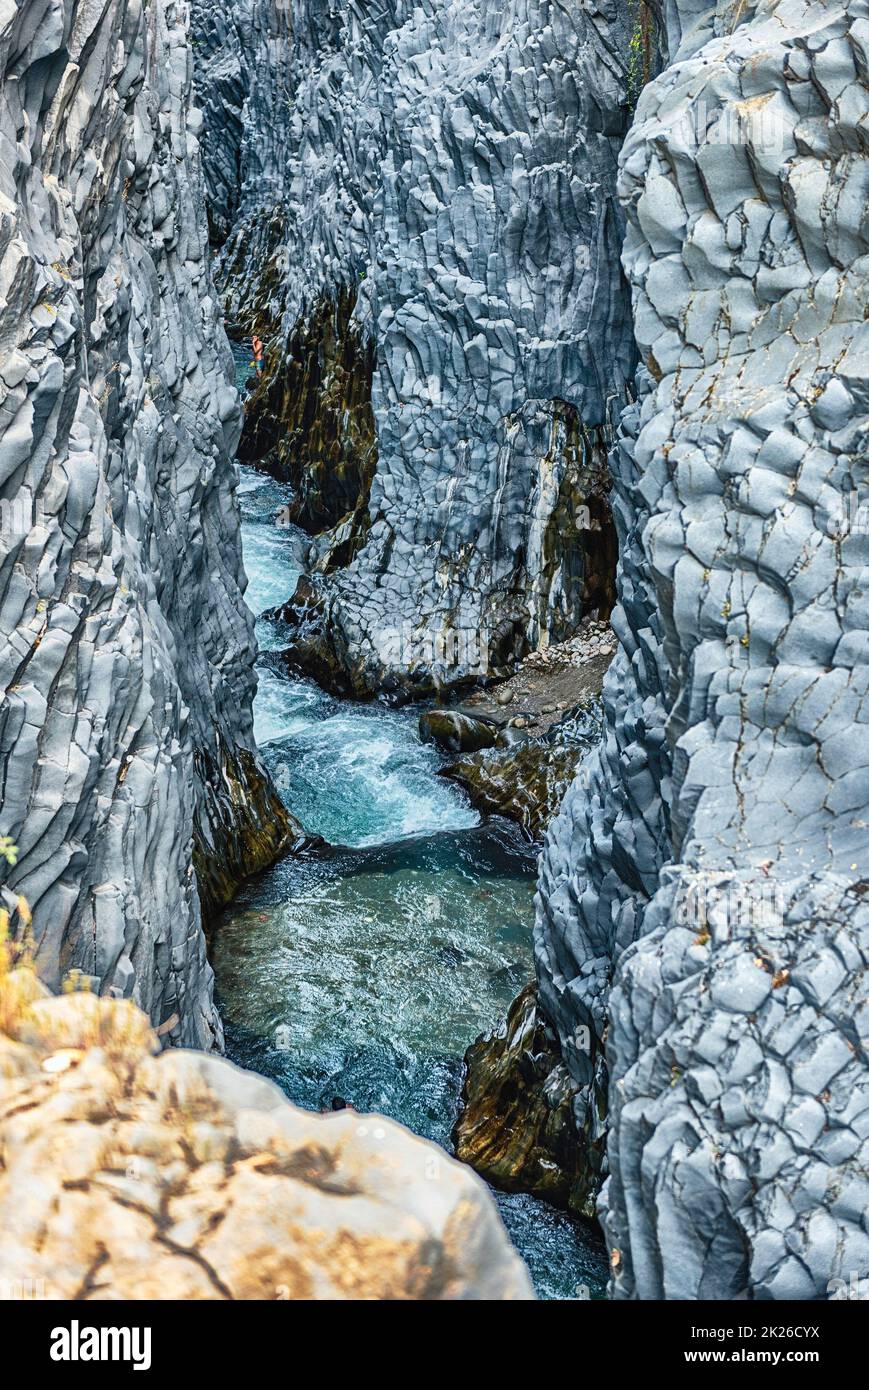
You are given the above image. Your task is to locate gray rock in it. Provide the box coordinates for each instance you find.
[533,0,869,1299]
[193,0,634,695]
[0,1,292,1048]
[190,0,292,323]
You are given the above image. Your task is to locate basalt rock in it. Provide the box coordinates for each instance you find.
[535,0,869,1297]
[238,288,377,535]
[440,699,604,841]
[190,0,292,279]
[442,738,587,843]
[193,0,385,532]
[193,742,314,920]
[419,710,506,757]
[533,383,671,1211]
[0,968,533,1301]
[192,0,635,697]
[0,0,292,1049]
[454,983,592,1216]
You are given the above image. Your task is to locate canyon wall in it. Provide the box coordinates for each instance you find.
[0,0,294,1049]
[190,0,292,308]
[190,0,290,253]
[537,0,869,1297]
[188,0,867,1298]
[195,0,639,697]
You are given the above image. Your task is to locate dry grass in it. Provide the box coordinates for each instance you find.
[0,892,154,1064]
[0,896,38,1038]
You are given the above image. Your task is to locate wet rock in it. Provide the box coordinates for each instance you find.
[238,289,378,535]
[442,740,587,843]
[0,973,534,1301]
[454,984,592,1217]
[309,508,371,578]
[0,0,292,1049]
[419,711,506,756]
[456,697,605,839]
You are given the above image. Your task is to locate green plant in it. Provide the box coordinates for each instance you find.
[0,837,18,868]
[626,0,655,109]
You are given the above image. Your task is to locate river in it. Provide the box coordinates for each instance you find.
[211,345,607,1299]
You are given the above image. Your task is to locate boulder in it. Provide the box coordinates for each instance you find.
[0,978,534,1301]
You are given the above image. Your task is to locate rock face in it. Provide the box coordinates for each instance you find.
[190,0,292,256]
[535,0,869,1297]
[189,0,295,353]
[0,0,294,1049]
[442,703,606,842]
[0,961,533,1300]
[420,709,507,757]
[193,0,636,697]
[534,385,671,1205]
[443,737,590,844]
[454,983,593,1216]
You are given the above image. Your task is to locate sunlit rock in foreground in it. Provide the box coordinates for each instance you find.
[0,974,533,1301]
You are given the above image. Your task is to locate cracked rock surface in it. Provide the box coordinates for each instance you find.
[0,0,293,1049]
[190,0,292,255]
[193,0,634,695]
[0,970,532,1300]
[536,0,869,1297]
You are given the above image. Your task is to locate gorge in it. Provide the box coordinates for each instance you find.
[0,0,867,1303]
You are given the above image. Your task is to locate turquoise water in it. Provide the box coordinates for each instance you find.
[213,346,607,1299]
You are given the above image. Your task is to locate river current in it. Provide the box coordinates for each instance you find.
[212,345,607,1298]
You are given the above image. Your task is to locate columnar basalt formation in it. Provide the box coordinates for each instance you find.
[533,384,672,1204]
[536,0,869,1298]
[194,0,383,537]
[190,0,284,252]
[0,0,294,1049]
[190,0,292,311]
[195,0,636,696]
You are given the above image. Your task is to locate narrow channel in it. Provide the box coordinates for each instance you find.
[211,345,608,1299]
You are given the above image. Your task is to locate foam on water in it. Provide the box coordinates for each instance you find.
[236,460,479,847]
[214,825,536,1116]
[219,366,608,1299]
[252,665,322,746]
[265,705,479,846]
[235,465,304,622]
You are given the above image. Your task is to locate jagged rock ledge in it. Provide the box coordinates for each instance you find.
[441,731,594,845]
[437,627,614,839]
[238,290,378,537]
[454,983,598,1220]
[192,739,316,920]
